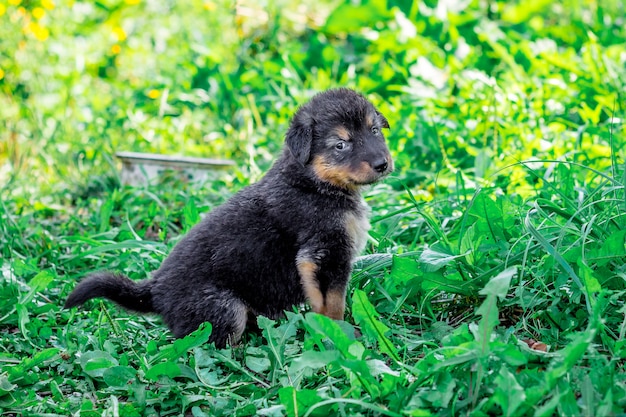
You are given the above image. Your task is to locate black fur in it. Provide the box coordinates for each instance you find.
[65,88,393,347]
[65,272,154,312]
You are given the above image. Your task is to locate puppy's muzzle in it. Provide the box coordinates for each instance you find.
[372,158,389,173]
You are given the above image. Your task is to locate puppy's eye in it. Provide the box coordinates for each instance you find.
[371,127,380,135]
[335,141,350,151]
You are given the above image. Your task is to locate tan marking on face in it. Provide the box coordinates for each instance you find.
[323,287,346,320]
[297,258,324,313]
[312,156,388,189]
[365,112,374,128]
[332,126,351,141]
[311,155,359,190]
[353,161,379,183]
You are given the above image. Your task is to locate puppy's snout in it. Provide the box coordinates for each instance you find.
[372,158,389,173]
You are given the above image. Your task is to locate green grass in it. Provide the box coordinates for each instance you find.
[1,0,626,415]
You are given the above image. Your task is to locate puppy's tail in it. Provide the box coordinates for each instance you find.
[64,272,155,313]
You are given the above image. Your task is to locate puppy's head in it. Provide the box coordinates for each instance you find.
[285,88,393,190]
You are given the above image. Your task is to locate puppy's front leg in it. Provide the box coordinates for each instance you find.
[322,285,346,320]
[296,249,350,320]
[296,257,324,314]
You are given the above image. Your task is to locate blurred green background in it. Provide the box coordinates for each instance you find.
[2,0,623,199]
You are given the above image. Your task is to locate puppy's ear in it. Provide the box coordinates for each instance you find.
[286,110,313,165]
[376,111,390,129]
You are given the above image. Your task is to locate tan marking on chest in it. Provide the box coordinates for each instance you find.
[344,198,371,259]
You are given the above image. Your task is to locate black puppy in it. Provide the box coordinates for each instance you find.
[65,88,393,347]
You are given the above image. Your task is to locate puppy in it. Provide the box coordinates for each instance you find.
[65,88,393,348]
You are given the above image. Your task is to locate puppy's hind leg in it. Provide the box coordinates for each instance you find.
[165,288,248,349]
[218,297,248,348]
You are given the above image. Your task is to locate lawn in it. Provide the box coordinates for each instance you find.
[1,0,626,415]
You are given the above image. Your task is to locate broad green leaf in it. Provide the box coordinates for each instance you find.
[118,404,142,417]
[8,348,60,381]
[544,328,596,387]
[366,359,400,377]
[578,259,602,295]
[351,289,399,361]
[527,321,598,403]
[151,322,212,362]
[432,345,479,370]
[49,380,63,400]
[493,367,526,416]
[183,198,199,232]
[278,387,333,417]
[0,373,16,395]
[419,270,473,296]
[324,1,387,34]
[496,343,528,367]
[479,266,517,300]
[595,388,616,417]
[501,0,552,24]
[478,266,517,299]
[98,197,115,233]
[466,192,509,243]
[102,365,137,387]
[258,313,299,367]
[145,362,196,382]
[304,313,356,357]
[421,373,456,408]
[525,207,590,313]
[289,349,341,377]
[20,270,55,305]
[533,393,561,417]
[79,350,118,378]
[145,362,181,381]
[419,247,465,272]
[459,223,485,266]
[244,346,271,373]
[474,267,516,348]
[403,408,434,417]
[387,255,419,296]
[338,357,384,399]
[595,230,626,266]
[16,303,29,338]
[556,379,580,416]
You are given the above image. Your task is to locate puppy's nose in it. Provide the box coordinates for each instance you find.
[372,158,388,173]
